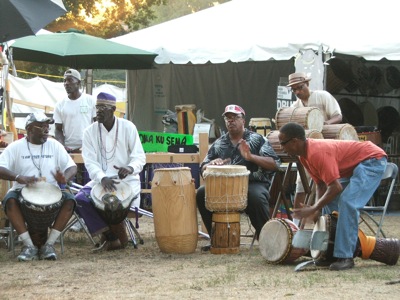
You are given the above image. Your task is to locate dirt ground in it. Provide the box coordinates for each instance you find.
[0,213,399,300]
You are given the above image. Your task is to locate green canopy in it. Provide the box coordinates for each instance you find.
[10,31,157,70]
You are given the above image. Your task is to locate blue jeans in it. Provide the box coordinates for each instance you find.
[322,157,387,258]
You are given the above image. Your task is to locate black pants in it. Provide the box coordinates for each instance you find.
[196,182,270,238]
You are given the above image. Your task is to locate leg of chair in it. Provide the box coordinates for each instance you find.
[359,211,386,238]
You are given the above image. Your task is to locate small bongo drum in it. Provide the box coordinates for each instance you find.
[204,165,249,212]
[321,124,359,141]
[19,181,63,232]
[151,167,198,254]
[91,180,136,225]
[275,107,325,132]
[259,218,308,264]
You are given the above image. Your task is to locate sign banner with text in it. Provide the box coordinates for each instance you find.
[139,131,194,153]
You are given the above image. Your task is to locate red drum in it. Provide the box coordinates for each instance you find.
[91,180,136,225]
[275,107,325,131]
[19,181,63,232]
[259,218,308,264]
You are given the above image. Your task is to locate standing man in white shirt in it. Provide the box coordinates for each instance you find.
[54,69,96,153]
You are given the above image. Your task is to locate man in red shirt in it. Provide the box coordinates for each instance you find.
[278,122,387,270]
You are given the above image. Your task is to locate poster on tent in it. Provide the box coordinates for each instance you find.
[276,86,295,110]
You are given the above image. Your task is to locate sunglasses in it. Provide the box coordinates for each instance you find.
[279,137,294,146]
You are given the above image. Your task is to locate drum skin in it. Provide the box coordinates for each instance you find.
[151,167,198,254]
[259,218,308,264]
[321,124,359,141]
[204,165,249,212]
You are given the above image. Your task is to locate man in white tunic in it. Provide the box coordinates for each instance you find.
[75,92,146,250]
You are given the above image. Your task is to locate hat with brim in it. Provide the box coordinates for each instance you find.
[25,112,54,129]
[287,72,311,87]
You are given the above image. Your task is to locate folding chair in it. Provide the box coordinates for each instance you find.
[360,162,398,238]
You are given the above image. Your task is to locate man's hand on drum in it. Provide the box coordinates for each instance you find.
[15,174,37,186]
[292,203,320,223]
[114,165,133,180]
[207,158,231,166]
[101,176,120,192]
[52,168,68,184]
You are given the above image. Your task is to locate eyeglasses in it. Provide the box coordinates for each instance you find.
[279,137,294,146]
[291,84,305,93]
[224,115,242,121]
[32,125,50,132]
[96,105,113,111]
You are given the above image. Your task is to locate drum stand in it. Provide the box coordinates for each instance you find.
[271,157,313,221]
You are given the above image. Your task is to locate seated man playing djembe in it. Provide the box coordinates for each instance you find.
[0,112,77,261]
[75,92,146,251]
[196,104,280,251]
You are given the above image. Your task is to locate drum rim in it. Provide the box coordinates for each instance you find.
[20,181,62,205]
[90,180,134,205]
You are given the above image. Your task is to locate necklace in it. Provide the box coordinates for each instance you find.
[98,119,119,171]
[26,138,43,177]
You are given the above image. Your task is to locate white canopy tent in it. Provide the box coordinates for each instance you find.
[111,0,400,132]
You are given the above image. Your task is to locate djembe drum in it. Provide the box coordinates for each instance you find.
[321,123,359,141]
[203,165,250,254]
[248,118,272,136]
[259,218,308,264]
[19,181,64,247]
[90,180,137,225]
[151,167,198,254]
[311,214,400,265]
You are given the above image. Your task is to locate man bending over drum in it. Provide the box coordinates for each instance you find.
[196,104,280,251]
[278,122,387,270]
[75,92,145,251]
[0,112,77,261]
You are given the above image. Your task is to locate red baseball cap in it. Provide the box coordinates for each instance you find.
[222,104,246,116]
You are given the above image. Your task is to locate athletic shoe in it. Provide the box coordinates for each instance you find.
[40,243,57,260]
[17,245,39,262]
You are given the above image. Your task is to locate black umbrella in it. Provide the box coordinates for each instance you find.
[0,0,67,43]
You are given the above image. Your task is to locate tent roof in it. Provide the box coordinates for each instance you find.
[111,0,400,64]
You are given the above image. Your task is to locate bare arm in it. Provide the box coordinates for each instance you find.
[324,114,343,125]
[54,123,65,145]
[238,140,279,171]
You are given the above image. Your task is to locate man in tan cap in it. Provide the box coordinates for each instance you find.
[287,72,343,218]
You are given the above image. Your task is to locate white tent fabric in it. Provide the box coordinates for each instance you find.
[112,0,400,64]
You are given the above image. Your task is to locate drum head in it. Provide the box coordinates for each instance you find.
[310,215,328,259]
[90,181,134,210]
[21,182,62,206]
[204,165,249,176]
[259,219,292,263]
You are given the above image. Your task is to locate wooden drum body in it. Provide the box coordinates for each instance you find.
[321,123,359,141]
[210,212,241,254]
[204,165,249,212]
[259,218,308,264]
[275,107,324,132]
[151,167,198,254]
[248,118,272,136]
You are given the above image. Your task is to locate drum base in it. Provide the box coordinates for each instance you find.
[210,212,240,255]
[156,234,198,254]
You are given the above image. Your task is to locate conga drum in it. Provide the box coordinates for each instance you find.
[151,167,198,254]
[267,130,323,163]
[203,165,249,254]
[248,118,272,136]
[259,218,308,264]
[275,107,325,132]
[91,180,137,225]
[321,124,359,141]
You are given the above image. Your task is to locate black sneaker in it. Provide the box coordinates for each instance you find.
[201,244,211,252]
[329,258,354,271]
[40,243,57,260]
[17,245,39,262]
